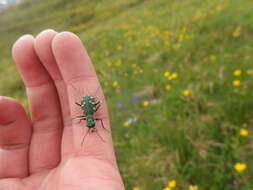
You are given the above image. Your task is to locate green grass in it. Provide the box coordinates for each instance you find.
[1,0,253,189]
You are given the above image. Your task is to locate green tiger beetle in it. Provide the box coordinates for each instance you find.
[74,94,109,145]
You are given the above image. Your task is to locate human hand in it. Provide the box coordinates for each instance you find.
[0,30,125,190]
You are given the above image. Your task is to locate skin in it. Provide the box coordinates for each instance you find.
[0,30,125,190]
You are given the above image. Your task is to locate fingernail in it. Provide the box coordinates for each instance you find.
[17,34,34,41]
[38,29,56,35]
[0,97,17,125]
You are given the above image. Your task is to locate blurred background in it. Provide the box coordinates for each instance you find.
[0,0,253,189]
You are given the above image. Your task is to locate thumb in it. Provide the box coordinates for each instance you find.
[0,97,32,178]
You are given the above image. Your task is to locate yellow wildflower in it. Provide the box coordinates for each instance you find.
[181,26,187,32]
[112,81,120,88]
[163,31,169,36]
[233,69,242,76]
[168,72,177,80]
[232,26,241,38]
[239,128,249,136]
[133,187,140,190]
[164,71,170,77]
[139,69,144,73]
[178,34,184,42]
[216,4,224,12]
[189,185,199,190]
[116,45,123,50]
[171,73,177,79]
[143,101,150,107]
[194,11,205,20]
[127,37,133,41]
[167,180,176,188]
[106,61,112,67]
[165,84,171,90]
[163,187,172,190]
[123,121,129,127]
[209,55,217,61]
[183,90,190,97]
[172,43,181,49]
[232,80,241,86]
[234,162,247,173]
[185,34,191,40]
[115,59,122,66]
[164,40,170,47]
[131,64,137,68]
[120,24,130,30]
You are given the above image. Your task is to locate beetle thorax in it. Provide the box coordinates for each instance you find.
[86,115,95,128]
[80,95,96,115]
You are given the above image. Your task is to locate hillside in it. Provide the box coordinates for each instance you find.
[1,0,253,189]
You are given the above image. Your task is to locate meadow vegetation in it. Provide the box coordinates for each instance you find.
[0,0,253,189]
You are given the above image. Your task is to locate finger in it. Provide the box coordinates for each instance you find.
[12,35,62,173]
[52,32,116,164]
[34,29,74,158]
[0,97,31,178]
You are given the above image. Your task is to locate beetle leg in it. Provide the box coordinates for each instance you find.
[95,118,109,132]
[72,115,86,122]
[72,115,85,120]
[78,117,86,124]
[92,128,106,142]
[81,128,90,146]
[94,100,100,106]
[71,116,86,125]
[75,102,82,107]
[94,104,101,112]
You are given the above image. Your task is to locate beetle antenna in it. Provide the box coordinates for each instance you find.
[94,85,105,104]
[96,118,110,133]
[69,83,83,102]
[95,129,106,142]
[81,128,90,146]
[94,85,100,97]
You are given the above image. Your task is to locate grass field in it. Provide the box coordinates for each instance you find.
[1,0,253,189]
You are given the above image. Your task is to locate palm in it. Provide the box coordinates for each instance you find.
[34,156,122,189]
[0,30,124,190]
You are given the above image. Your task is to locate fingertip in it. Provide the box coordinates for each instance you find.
[12,33,52,87]
[12,34,34,59]
[0,97,31,178]
[52,31,79,43]
[51,31,96,82]
[51,31,83,56]
[35,29,57,47]
[12,34,35,68]
[35,29,57,46]
[34,29,62,80]
[15,34,34,42]
[0,96,24,125]
[36,29,56,38]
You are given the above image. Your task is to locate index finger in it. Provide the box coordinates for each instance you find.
[52,32,116,164]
